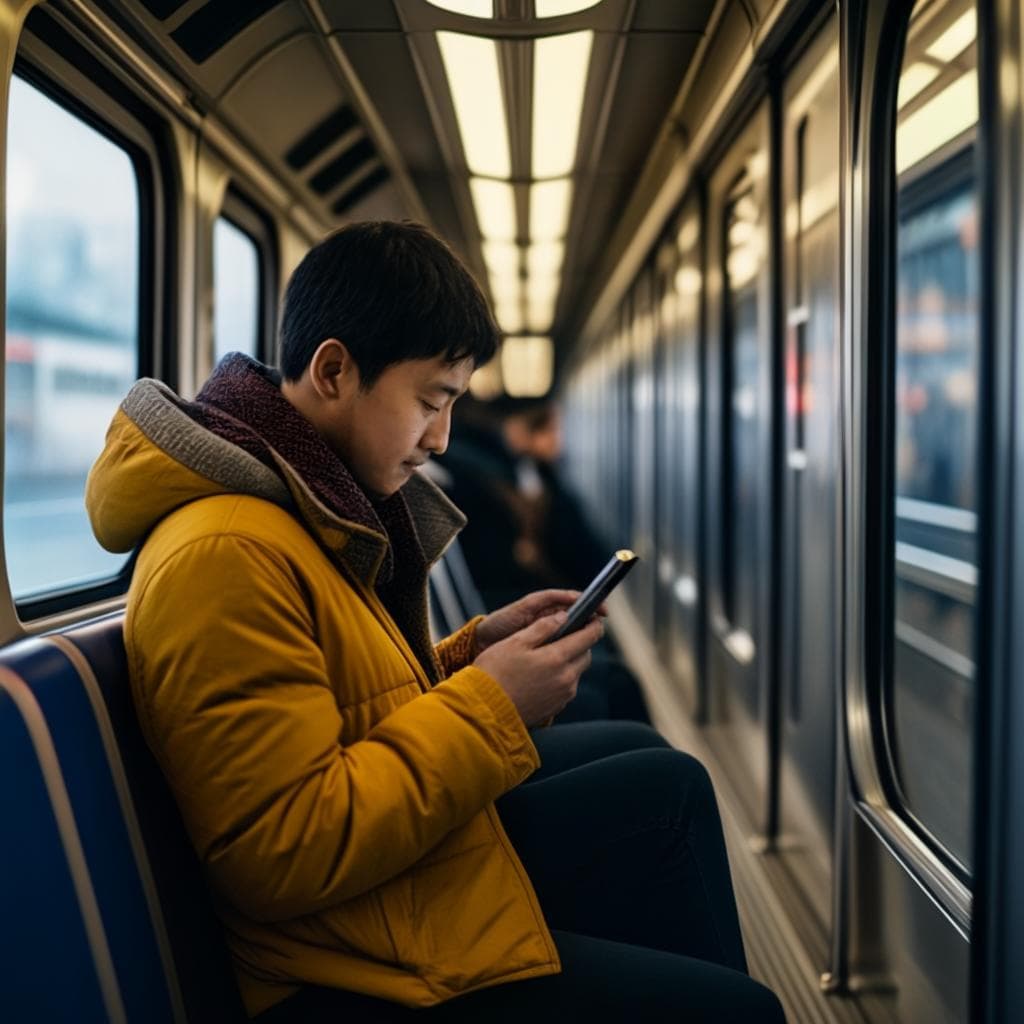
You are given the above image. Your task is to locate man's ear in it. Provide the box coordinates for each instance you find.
[308,339,358,400]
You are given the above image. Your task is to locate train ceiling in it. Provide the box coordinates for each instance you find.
[95,0,744,358]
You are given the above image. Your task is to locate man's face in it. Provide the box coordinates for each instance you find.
[325,354,473,498]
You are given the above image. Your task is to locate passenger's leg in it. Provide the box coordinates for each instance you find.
[497,747,748,972]
[255,932,785,1023]
[529,720,668,782]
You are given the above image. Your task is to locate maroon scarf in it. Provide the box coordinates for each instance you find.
[186,353,440,682]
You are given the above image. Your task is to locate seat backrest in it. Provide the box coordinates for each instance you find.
[0,614,247,1023]
[427,537,488,641]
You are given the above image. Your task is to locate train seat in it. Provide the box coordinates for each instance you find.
[0,614,247,1023]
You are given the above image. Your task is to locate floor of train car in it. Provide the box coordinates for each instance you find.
[607,593,901,1024]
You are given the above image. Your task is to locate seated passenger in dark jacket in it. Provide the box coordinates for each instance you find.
[440,395,649,724]
[87,221,783,1023]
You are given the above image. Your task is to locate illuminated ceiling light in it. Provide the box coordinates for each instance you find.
[489,271,522,304]
[898,62,940,108]
[502,336,554,397]
[674,266,702,297]
[925,9,977,63]
[536,0,602,15]
[526,240,564,277]
[427,0,493,14]
[469,356,503,400]
[438,32,510,178]
[470,178,517,240]
[495,301,524,333]
[532,31,593,179]
[527,273,560,301]
[529,178,573,240]
[526,299,555,333]
[896,71,977,174]
[483,240,521,275]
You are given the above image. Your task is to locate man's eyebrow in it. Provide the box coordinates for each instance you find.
[431,383,465,399]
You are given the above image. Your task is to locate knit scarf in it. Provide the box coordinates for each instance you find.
[185,353,440,683]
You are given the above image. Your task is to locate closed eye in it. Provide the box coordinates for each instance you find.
[421,399,441,413]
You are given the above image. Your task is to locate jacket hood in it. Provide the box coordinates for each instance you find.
[86,374,467,587]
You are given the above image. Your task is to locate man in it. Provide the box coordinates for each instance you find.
[87,222,782,1021]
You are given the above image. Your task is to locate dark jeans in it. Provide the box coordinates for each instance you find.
[256,723,785,1023]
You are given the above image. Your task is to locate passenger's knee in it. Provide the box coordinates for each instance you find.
[745,981,786,1023]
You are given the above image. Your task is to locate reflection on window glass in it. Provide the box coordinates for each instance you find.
[891,0,977,872]
[723,178,763,649]
[214,217,260,363]
[5,76,139,601]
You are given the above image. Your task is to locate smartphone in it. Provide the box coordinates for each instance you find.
[544,549,639,644]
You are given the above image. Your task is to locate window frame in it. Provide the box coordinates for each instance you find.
[7,10,168,622]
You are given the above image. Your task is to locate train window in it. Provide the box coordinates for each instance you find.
[4,75,139,602]
[721,170,766,643]
[890,0,978,871]
[213,215,260,362]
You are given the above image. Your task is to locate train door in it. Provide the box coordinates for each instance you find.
[704,103,774,822]
[844,0,979,1017]
[776,21,841,939]
[666,197,704,717]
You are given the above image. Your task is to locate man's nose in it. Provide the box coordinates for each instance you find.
[422,405,452,454]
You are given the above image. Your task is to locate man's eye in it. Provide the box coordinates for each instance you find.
[422,400,441,413]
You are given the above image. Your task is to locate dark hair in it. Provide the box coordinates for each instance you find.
[279,221,499,387]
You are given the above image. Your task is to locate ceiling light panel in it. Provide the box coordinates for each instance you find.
[898,62,940,108]
[535,0,603,16]
[529,179,573,240]
[427,0,493,15]
[438,32,510,178]
[527,240,564,277]
[496,301,524,333]
[532,31,593,179]
[896,71,977,174]
[502,336,554,397]
[470,178,517,240]
[483,240,521,275]
[925,9,976,63]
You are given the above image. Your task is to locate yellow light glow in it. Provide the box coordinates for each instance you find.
[502,336,554,397]
[532,31,593,179]
[527,240,564,278]
[529,178,573,240]
[926,10,977,64]
[469,356,503,400]
[898,62,940,108]
[489,271,522,304]
[675,266,702,297]
[535,0,602,16]
[526,299,555,333]
[470,178,517,240]
[896,71,977,174]
[483,240,521,275]
[438,32,510,178]
[427,0,492,14]
[496,302,524,333]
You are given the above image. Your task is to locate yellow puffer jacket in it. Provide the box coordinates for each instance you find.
[86,379,559,1016]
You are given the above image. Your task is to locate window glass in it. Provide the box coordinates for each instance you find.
[722,175,765,641]
[891,0,978,870]
[213,216,260,363]
[4,76,139,601]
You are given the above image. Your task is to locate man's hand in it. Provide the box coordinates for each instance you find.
[475,589,604,652]
[474,612,604,727]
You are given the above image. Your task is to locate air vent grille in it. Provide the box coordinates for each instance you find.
[310,138,375,196]
[285,106,360,171]
[171,0,284,64]
[332,167,390,216]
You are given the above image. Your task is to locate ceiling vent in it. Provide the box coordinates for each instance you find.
[170,0,284,64]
